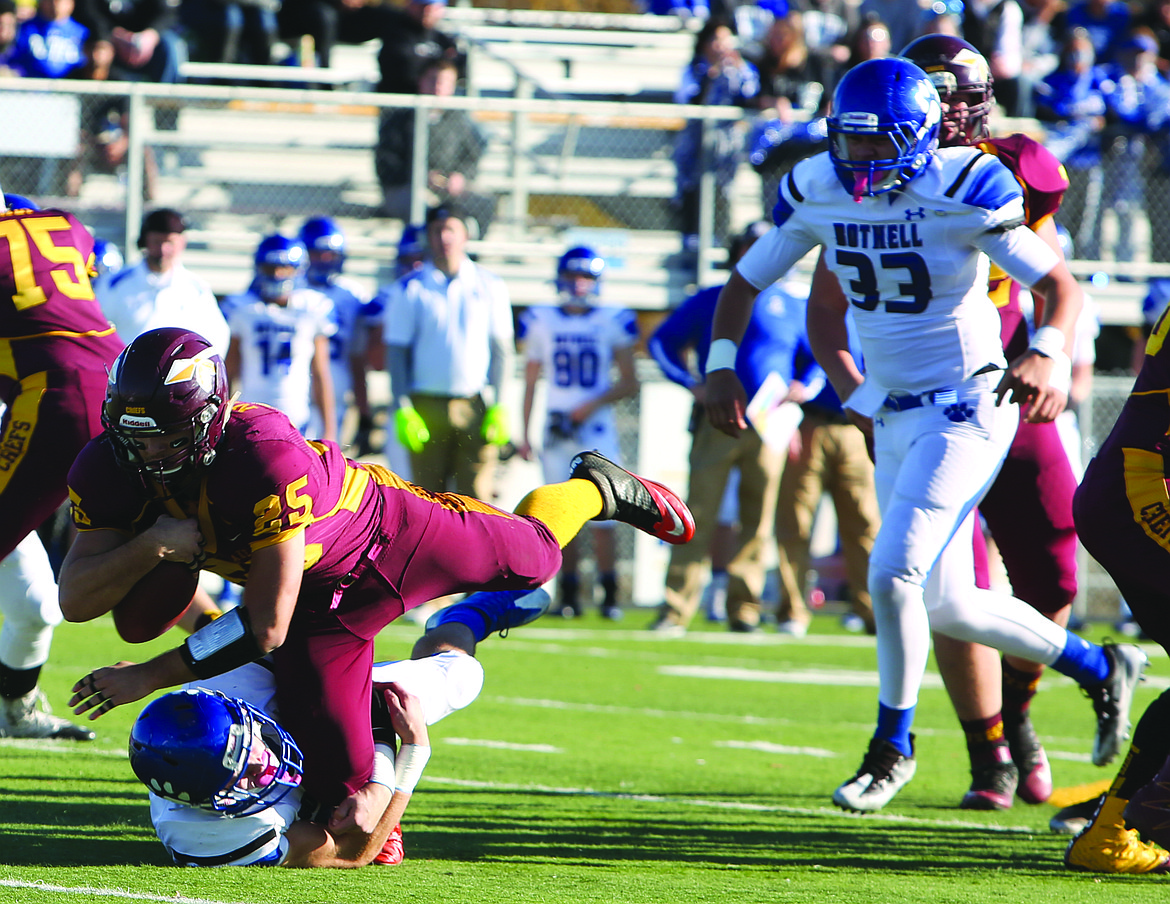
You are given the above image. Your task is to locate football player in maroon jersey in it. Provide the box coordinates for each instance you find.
[1061,285,1170,873]
[0,194,123,742]
[59,327,694,835]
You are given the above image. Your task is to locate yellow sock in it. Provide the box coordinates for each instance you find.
[515,479,603,548]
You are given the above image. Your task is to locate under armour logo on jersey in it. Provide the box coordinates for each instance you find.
[943,402,975,423]
[904,207,926,221]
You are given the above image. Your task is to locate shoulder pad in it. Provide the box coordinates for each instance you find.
[944,150,1022,212]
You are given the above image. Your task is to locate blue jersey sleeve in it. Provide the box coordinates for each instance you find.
[648,288,718,388]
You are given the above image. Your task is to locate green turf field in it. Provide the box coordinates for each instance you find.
[2,609,1167,903]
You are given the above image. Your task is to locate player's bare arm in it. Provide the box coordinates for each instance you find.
[807,250,864,398]
[59,518,203,623]
[69,535,307,720]
[236,532,307,653]
[286,683,429,866]
[310,334,338,444]
[705,268,761,437]
[519,357,542,461]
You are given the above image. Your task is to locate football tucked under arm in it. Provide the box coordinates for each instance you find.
[112,560,199,643]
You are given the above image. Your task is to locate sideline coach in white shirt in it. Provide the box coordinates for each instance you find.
[96,208,230,357]
[383,203,514,500]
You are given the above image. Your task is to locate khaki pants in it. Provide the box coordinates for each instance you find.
[658,417,783,629]
[774,415,878,630]
[409,394,498,501]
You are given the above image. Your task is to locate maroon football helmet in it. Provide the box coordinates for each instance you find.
[102,327,230,485]
[900,35,994,147]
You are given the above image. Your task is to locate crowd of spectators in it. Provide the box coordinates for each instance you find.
[0,0,1166,264]
[655,0,1170,261]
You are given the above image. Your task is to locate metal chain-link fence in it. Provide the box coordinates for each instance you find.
[0,79,1156,616]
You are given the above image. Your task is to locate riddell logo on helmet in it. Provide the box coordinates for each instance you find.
[119,414,159,429]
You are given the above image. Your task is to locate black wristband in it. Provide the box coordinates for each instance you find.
[180,606,265,680]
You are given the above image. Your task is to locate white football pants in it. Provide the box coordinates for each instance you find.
[870,377,1072,710]
[372,650,485,725]
[0,532,62,671]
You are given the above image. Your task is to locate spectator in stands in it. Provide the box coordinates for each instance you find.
[845,14,892,70]
[1142,0,1170,77]
[278,0,371,69]
[746,7,827,220]
[752,8,823,120]
[672,16,759,261]
[78,99,158,200]
[375,0,458,96]
[857,0,921,56]
[10,0,90,79]
[799,0,856,103]
[0,0,18,74]
[179,0,279,66]
[1035,28,1108,262]
[1088,33,1170,266]
[920,0,963,37]
[74,0,185,84]
[96,208,229,358]
[1058,0,1131,66]
[962,0,1027,115]
[375,57,494,239]
[381,204,513,500]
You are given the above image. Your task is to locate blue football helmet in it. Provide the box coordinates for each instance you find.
[396,224,426,277]
[92,238,124,277]
[254,234,306,302]
[129,689,303,817]
[4,194,38,211]
[298,216,346,286]
[556,246,605,303]
[827,58,941,200]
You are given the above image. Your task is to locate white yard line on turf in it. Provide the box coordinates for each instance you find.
[0,879,248,904]
[421,775,1038,834]
[442,737,563,753]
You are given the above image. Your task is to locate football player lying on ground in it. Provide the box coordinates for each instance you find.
[59,327,694,838]
[129,588,546,868]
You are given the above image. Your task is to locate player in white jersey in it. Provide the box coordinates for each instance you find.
[704,58,1147,813]
[128,588,549,868]
[517,248,639,619]
[297,217,380,446]
[224,234,338,442]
